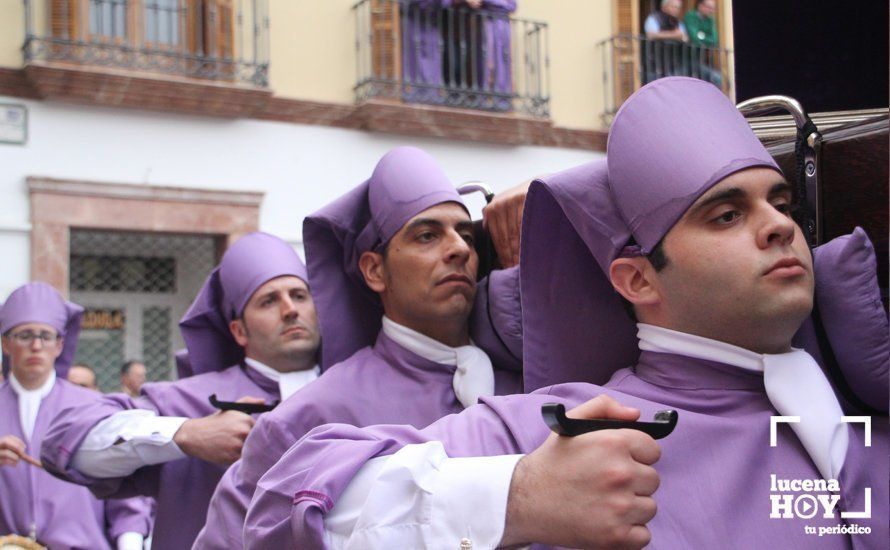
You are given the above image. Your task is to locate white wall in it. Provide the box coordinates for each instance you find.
[0,96,602,297]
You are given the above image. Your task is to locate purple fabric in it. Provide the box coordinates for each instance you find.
[303,146,465,369]
[173,348,191,379]
[197,329,522,548]
[41,364,280,550]
[179,232,308,376]
[1,282,83,379]
[247,352,888,549]
[811,227,889,412]
[0,379,152,549]
[470,266,522,370]
[401,0,447,104]
[520,160,639,391]
[607,77,779,253]
[477,0,516,111]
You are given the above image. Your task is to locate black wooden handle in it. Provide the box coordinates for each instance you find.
[542,403,678,439]
[209,394,279,414]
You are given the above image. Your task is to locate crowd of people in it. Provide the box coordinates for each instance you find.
[0,77,887,549]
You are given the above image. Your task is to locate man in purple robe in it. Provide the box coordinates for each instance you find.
[40,232,322,550]
[193,146,524,548]
[0,282,152,549]
[245,78,887,549]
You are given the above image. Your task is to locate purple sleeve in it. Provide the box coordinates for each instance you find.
[41,392,163,499]
[470,266,523,373]
[104,496,155,540]
[481,0,517,12]
[244,392,555,548]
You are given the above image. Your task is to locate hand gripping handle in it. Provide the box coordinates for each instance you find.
[542,403,678,439]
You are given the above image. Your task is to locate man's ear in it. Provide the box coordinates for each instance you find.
[609,257,662,308]
[359,251,387,293]
[0,336,9,356]
[229,319,249,348]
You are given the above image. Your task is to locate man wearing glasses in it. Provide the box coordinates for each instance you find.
[0,282,152,549]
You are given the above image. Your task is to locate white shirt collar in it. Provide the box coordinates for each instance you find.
[636,323,848,480]
[381,316,495,408]
[244,357,320,401]
[9,370,56,440]
[9,369,56,399]
[638,323,777,372]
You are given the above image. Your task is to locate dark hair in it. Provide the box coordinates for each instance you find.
[620,238,669,322]
[121,360,143,376]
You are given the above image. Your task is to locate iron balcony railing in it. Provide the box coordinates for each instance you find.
[597,33,734,124]
[353,0,549,117]
[23,0,270,87]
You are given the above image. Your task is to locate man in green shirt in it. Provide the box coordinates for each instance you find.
[684,0,718,47]
[683,0,722,86]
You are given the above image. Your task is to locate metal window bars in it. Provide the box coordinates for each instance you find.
[597,33,734,125]
[353,0,550,118]
[23,0,269,87]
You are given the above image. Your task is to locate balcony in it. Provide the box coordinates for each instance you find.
[352,0,549,118]
[21,0,271,117]
[597,33,734,124]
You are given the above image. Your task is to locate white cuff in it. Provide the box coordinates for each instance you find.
[427,453,523,548]
[72,410,188,478]
[324,441,522,550]
[116,531,144,550]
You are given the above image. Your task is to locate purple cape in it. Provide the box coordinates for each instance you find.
[179,231,309,377]
[41,364,280,550]
[198,325,522,548]
[0,379,152,549]
[1,282,83,379]
[246,352,888,549]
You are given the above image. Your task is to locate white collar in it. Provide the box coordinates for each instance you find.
[636,323,848,480]
[638,323,785,372]
[244,357,320,400]
[381,316,495,408]
[9,370,55,440]
[9,369,56,399]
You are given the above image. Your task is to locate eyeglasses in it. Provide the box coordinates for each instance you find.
[8,331,60,347]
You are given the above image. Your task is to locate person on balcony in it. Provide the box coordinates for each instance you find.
[642,0,688,83]
[683,0,722,86]
[402,1,516,111]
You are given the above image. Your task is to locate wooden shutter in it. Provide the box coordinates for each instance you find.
[370,0,401,83]
[51,0,81,40]
[611,0,640,108]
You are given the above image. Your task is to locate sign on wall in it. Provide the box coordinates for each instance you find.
[0,103,27,145]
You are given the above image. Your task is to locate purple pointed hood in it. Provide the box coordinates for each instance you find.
[607,77,779,253]
[1,282,83,378]
[179,232,309,377]
[303,146,466,368]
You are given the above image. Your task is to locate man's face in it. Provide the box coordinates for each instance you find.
[122,362,146,392]
[698,0,716,18]
[230,275,321,371]
[663,0,683,18]
[1,322,63,385]
[68,365,98,391]
[649,167,814,353]
[368,202,478,333]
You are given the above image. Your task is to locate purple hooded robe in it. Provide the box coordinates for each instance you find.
[0,283,152,549]
[244,79,888,548]
[40,233,310,550]
[193,146,523,549]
